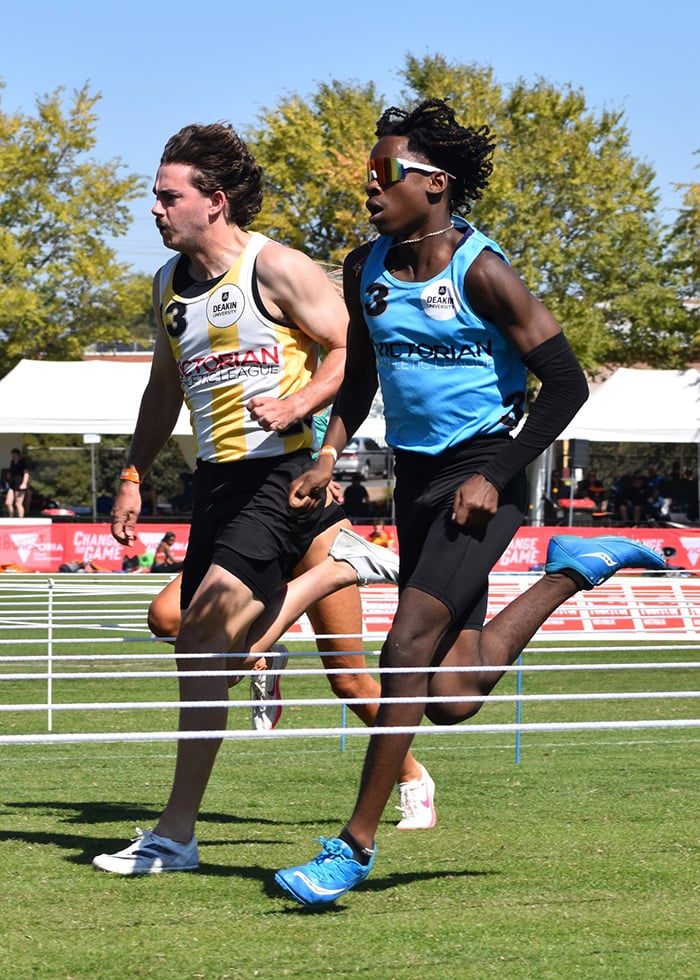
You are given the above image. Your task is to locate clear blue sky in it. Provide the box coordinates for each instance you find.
[2,0,698,274]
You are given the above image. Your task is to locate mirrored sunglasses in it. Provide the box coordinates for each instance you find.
[367,156,456,187]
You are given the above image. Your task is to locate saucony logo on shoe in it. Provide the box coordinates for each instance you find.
[291,871,349,897]
[580,551,618,568]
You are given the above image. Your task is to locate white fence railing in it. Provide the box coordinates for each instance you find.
[0,574,698,751]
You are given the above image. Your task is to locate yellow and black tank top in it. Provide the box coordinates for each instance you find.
[156,233,318,462]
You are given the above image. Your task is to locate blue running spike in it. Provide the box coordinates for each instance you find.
[545,535,665,589]
[275,837,374,907]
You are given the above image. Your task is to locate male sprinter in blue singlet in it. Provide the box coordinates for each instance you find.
[275,99,665,906]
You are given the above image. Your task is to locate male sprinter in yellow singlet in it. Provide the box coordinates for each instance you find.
[92,123,428,877]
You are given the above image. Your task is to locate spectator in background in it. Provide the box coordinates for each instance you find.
[645,463,665,496]
[342,473,371,519]
[673,467,699,522]
[367,517,395,551]
[577,469,607,510]
[616,472,646,525]
[643,485,669,523]
[96,493,114,516]
[0,469,11,511]
[150,531,184,573]
[6,449,30,518]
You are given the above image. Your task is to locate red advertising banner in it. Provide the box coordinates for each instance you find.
[0,521,188,572]
[284,578,700,640]
[0,521,63,572]
[0,520,698,639]
[494,526,700,575]
[0,520,698,576]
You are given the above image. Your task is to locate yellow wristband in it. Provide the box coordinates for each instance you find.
[319,445,338,462]
[120,466,141,484]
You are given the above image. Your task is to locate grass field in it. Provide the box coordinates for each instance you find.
[0,579,698,978]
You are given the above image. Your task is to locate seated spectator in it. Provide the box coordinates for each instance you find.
[672,467,699,522]
[643,486,670,522]
[616,472,647,525]
[645,463,665,495]
[150,531,184,573]
[96,493,114,516]
[551,468,577,500]
[367,517,395,551]
[577,470,607,509]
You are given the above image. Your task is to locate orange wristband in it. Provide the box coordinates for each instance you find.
[319,445,338,462]
[120,466,141,484]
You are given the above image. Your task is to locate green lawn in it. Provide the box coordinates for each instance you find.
[0,580,698,979]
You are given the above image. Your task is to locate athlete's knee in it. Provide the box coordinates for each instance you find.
[326,670,378,702]
[383,619,436,665]
[425,666,487,724]
[147,596,180,639]
[425,697,483,725]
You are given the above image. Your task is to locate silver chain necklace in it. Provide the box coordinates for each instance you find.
[394,221,455,247]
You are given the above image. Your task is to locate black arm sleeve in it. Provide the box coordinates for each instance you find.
[476,332,589,492]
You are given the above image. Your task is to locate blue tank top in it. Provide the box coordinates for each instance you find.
[360,218,527,454]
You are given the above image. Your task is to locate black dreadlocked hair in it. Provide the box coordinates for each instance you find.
[375,98,495,213]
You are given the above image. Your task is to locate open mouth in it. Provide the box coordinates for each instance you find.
[366,202,383,223]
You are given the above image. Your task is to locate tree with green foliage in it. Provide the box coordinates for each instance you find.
[666,157,700,348]
[0,82,153,377]
[25,433,189,518]
[248,56,696,373]
[247,80,384,263]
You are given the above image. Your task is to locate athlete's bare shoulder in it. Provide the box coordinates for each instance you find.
[255,239,346,343]
[255,239,327,299]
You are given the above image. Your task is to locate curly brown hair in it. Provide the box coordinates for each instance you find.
[375,98,495,213]
[160,122,263,227]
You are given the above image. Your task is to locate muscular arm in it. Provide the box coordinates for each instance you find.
[247,243,348,432]
[111,280,184,545]
[288,245,379,508]
[451,250,588,525]
[330,245,380,440]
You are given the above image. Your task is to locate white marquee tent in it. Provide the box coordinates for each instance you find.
[2,360,698,451]
[0,359,194,469]
[559,367,700,444]
[0,358,388,466]
[2,359,699,444]
[551,366,700,524]
[0,359,191,436]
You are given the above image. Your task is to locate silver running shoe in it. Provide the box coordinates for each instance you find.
[251,644,289,731]
[92,828,198,875]
[329,527,400,586]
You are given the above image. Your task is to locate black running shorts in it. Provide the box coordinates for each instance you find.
[180,451,345,608]
[393,436,528,630]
